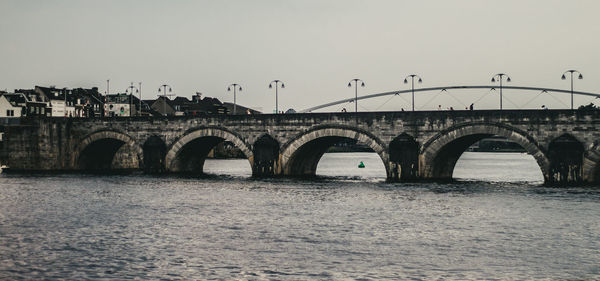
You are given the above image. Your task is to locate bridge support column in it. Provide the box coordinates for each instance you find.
[547,135,584,185]
[388,134,419,181]
[251,154,281,177]
[251,135,281,177]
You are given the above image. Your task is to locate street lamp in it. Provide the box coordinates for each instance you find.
[561,70,583,110]
[491,73,511,110]
[125,82,139,117]
[158,84,172,116]
[348,79,365,113]
[138,82,142,116]
[269,80,285,114]
[404,74,422,111]
[227,83,242,114]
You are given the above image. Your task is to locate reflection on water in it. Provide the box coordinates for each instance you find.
[454,152,545,183]
[0,153,599,280]
[316,152,387,181]
[204,151,545,184]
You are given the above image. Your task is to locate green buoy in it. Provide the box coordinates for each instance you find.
[358,161,365,168]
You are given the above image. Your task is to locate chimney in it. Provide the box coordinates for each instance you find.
[193,92,202,103]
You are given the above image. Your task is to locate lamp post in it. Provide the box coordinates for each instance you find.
[158,84,172,116]
[63,88,67,117]
[347,79,365,113]
[561,70,583,110]
[138,82,142,116]
[404,74,422,111]
[269,80,285,114]
[227,83,242,114]
[491,73,511,110]
[126,82,139,117]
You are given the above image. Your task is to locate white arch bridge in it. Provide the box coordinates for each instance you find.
[3,109,600,186]
[300,85,600,112]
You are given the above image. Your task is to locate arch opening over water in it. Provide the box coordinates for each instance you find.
[165,128,253,175]
[203,141,252,177]
[77,131,141,172]
[421,124,549,183]
[281,127,388,180]
[79,138,126,171]
[453,137,545,183]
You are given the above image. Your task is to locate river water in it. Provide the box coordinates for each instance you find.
[0,152,599,280]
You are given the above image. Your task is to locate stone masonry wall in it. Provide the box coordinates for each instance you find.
[3,110,600,184]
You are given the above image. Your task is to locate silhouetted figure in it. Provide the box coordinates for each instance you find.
[469,103,474,110]
[401,108,404,111]
[341,108,347,112]
[438,105,442,110]
[450,107,454,111]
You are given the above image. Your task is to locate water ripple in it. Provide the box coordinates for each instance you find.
[0,154,599,280]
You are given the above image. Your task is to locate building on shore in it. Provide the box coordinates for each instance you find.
[222,102,261,115]
[0,85,261,118]
[0,93,26,118]
[31,86,104,117]
[104,93,146,117]
[149,96,176,116]
[149,92,246,116]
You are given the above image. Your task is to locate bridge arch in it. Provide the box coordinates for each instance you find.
[280,126,389,177]
[420,123,550,182]
[164,127,253,173]
[75,130,143,171]
[583,140,600,183]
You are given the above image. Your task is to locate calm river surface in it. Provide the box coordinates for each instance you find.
[0,152,599,280]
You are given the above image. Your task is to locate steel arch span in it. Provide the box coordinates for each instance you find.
[300,85,600,112]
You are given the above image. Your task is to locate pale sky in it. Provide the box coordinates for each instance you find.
[1,0,599,112]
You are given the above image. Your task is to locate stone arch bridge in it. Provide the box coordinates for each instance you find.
[3,110,600,185]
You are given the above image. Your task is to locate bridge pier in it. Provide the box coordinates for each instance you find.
[388,134,419,181]
[251,135,280,177]
[547,134,584,185]
[142,136,167,174]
